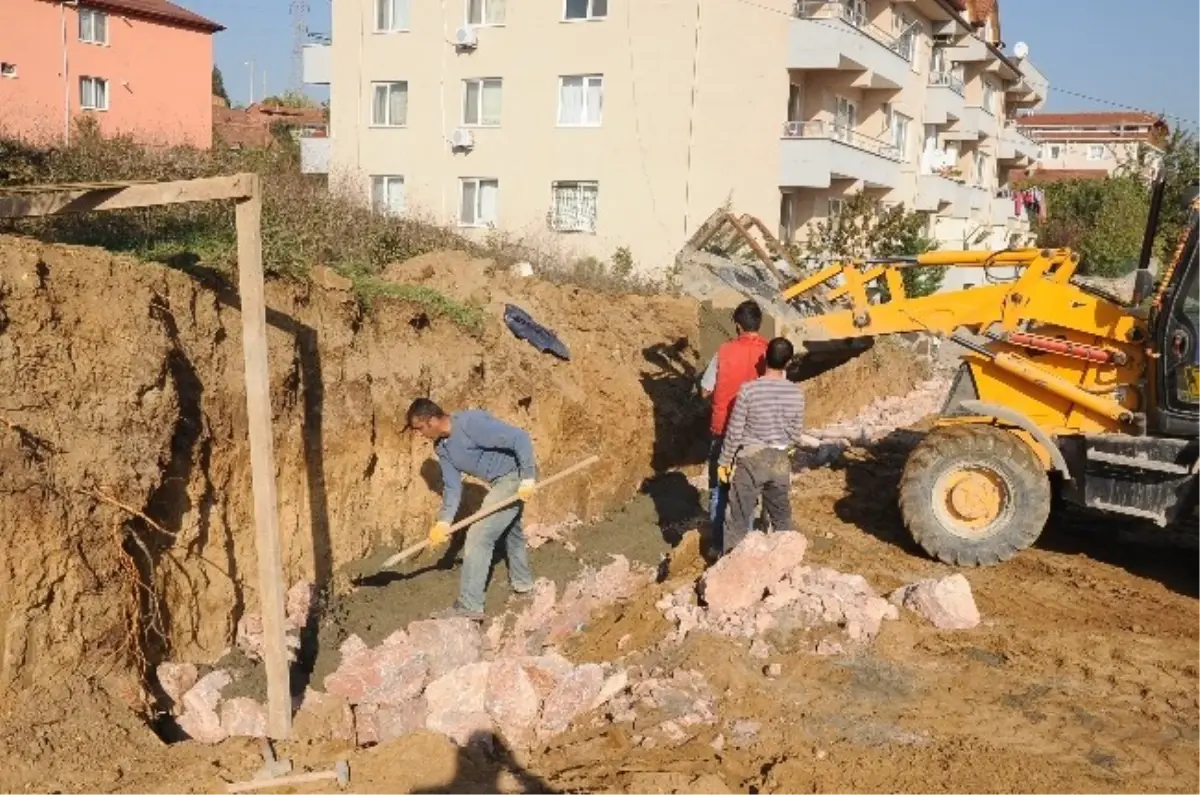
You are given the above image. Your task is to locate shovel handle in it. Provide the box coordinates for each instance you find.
[380,454,600,569]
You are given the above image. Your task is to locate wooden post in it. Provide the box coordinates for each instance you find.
[234,175,292,739]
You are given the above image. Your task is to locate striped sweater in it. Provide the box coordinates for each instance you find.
[718,376,806,468]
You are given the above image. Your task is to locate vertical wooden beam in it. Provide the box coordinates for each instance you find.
[235,175,292,739]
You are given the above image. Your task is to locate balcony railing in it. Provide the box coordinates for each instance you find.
[793,0,913,62]
[782,120,902,161]
[928,71,965,96]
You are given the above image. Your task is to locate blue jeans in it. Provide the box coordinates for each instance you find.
[459,472,534,613]
[708,434,728,551]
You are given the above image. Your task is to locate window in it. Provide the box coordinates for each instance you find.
[890,110,912,161]
[892,10,916,62]
[79,8,108,44]
[462,78,502,126]
[1087,144,1106,161]
[0,63,16,78]
[833,96,857,142]
[842,0,867,27]
[564,0,607,20]
[550,182,599,233]
[371,82,408,126]
[467,0,506,25]
[557,75,603,126]
[981,80,996,115]
[79,77,108,111]
[1044,143,1062,160]
[973,150,990,186]
[828,198,845,218]
[371,176,406,216]
[375,0,412,32]
[460,178,499,227]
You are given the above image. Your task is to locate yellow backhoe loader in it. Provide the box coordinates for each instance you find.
[783,178,1199,565]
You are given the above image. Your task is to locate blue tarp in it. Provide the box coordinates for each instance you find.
[503,304,570,361]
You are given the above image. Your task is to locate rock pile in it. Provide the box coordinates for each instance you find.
[657,532,899,654]
[598,668,718,749]
[234,580,316,662]
[798,376,951,455]
[889,573,980,630]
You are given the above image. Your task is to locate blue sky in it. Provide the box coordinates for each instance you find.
[198,0,1198,131]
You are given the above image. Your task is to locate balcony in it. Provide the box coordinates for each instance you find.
[779,120,902,189]
[789,1,913,90]
[300,136,330,174]
[1009,56,1049,110]
[915,173,969,214]
[302,43,331,85]
[962,105,998,139]
[925,71,965,124]
[948,32,988,63]
[990,195,1031,229]
[968,186,988,211]
[997,125,1040,163]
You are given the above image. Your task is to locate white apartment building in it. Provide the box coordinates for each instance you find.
[303,0,1048,280]
[1015,111,1169,180]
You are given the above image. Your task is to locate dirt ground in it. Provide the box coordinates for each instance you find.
[0,239,1195,794]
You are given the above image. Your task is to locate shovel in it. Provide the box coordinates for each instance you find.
[377,454,601,570]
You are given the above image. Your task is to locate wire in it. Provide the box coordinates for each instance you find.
[624,0,672,240]
[681,0,704,238]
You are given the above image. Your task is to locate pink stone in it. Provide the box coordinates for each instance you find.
[156,662,198,709]
[176,670,231,744]
[485,660,541,744]
[407,618,483,678]
[425,662,494,746]
[285,580,315,631]
[700,532,808,615]
[815,638,844,656]
[382,630,408,647]
[520,653,573,701]
[376,698,428,743]
[340,634,368,659]
[220,697,267,738]
[890,574,980,629]
[323,644,428,705]
[353,704,380,746]
[538,663,604,739]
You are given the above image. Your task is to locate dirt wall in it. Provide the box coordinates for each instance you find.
[0,238,704,693]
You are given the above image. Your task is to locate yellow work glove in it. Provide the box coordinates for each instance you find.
[717,465,733,485]
[517,479,536,500]
[428,521,451,546]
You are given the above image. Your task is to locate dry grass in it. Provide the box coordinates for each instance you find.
[0,122,673,331]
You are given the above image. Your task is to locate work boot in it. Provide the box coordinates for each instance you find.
[431,602,486,622]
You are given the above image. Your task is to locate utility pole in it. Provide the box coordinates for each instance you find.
[290,0,309,90]
[245,59,255,105]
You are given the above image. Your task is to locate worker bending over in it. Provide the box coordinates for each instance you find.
[699,300,767,553]
[716,337,805,554]
[405,398,538,620]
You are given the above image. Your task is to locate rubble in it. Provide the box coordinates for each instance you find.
[424,662,493,746]
[407,618,483,677]
[890,573,981,630]
[219,697,267,738]
[659,533,899,653]
[538,664,604,740]
[234,580,314,662]
[322,642,429,705]
[485,660,542,743]
[175,670,232,745]
[524,513,582,549]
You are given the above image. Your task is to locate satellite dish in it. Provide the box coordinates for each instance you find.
[1014,41,1029,58]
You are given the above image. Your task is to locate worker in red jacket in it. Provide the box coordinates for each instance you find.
[698,300,767,555]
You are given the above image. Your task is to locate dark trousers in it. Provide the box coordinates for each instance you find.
[725,448,793,554]
[707,434,728,552]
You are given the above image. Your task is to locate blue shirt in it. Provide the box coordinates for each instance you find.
[435,410,538,523]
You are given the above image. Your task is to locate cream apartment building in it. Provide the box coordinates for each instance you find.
[303,0,1048,278]
[1015,111,1168,180]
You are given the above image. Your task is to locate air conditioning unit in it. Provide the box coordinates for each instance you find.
[450,128,475,150]
[454,26,478,49]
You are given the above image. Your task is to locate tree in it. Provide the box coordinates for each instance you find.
[212,65,230,104]
[1154,128,1200,263]
[261,90,319,109]
[803,191,943,297]
[1034,175,1150,277]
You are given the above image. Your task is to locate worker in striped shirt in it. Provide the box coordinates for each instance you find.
[716,337,806,554]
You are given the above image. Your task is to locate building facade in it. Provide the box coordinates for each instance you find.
[0,0,222,148]
[305,0,1047,275]
[1014,111,1169,181]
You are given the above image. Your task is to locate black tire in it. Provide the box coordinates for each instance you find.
[899,424,1051,566]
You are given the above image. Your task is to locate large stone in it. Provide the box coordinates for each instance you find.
[293,688,355,743]
[538,663,604,739]
[407,618,483,678]
[700,532,809,615]
[425,662,494,746]
[220,697,268,738]
[485,659,541,744]
[156,662,198,710]
[890,574,980,630]
[323,643,429,705]
[354,698,429,746]
[176,670,232,744]
[520,653,574,701]
[285,580,315,631]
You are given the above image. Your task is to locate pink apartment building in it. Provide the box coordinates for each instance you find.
[0,0,223,148]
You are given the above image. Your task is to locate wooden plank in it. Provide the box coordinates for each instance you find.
[234,175,291,740]
[0,174,254,218]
